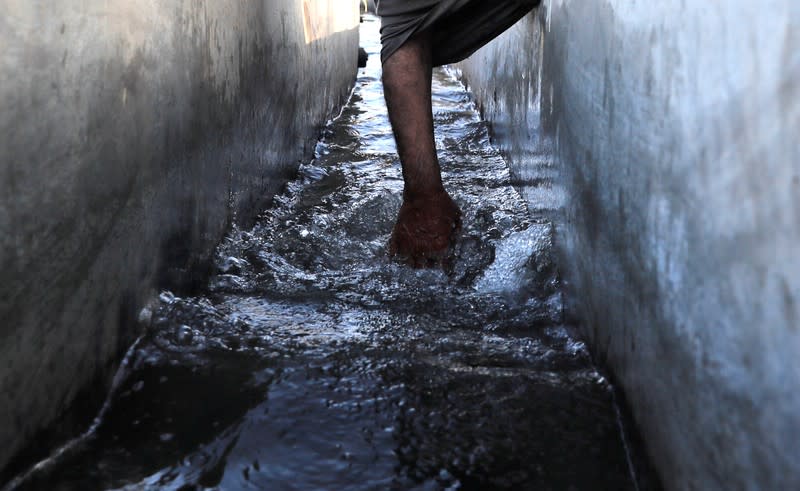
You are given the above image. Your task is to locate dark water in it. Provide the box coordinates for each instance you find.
[8,17,650,491]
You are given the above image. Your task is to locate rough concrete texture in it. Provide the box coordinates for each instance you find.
[458,1,800,489]
[0,0,358,480]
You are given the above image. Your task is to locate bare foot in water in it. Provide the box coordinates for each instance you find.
[389,190,461,268]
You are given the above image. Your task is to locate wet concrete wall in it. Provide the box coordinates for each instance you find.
[458,1,799,489]
[0,0,358,480]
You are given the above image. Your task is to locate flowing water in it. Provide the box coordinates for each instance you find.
[9,17,650,491]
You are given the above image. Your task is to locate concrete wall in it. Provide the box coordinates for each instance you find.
[458,1,799,489]
[0,0,358,480]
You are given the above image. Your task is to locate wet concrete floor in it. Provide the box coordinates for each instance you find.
[7,16,658,491]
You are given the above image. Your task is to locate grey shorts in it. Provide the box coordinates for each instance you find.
[377,0,540,66]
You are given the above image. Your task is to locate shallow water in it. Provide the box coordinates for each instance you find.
[10,16,646,491]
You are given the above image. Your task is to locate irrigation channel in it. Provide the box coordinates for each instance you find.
[9,16,656,491]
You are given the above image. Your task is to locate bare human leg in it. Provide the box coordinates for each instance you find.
[382,30,461,267]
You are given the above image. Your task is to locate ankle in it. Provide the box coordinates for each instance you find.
[403,184,447,202]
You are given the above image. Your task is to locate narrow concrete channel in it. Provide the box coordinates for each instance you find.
[7,17,657,491]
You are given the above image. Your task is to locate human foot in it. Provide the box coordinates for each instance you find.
[389,190,461,267]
